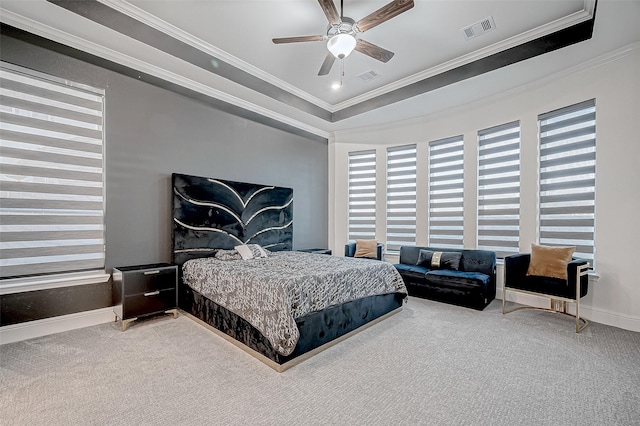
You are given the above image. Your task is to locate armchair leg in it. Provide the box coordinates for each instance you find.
[503,290,589,332]
[575,297,589,333]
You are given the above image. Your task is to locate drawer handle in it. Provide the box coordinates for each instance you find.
[144,290,160,297]
[144,270,160,275]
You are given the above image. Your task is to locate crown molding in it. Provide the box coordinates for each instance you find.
[332,4,595,111]
[72,0,597,114]
[332,41,639,138]
[0,8,330,140]
[99,0,334,112]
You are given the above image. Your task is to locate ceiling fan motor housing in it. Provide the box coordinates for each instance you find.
[327,17,357,38]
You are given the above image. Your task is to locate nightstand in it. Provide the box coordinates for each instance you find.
[112,263,178,331]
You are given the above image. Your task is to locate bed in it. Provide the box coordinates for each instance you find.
[172,173,407,371]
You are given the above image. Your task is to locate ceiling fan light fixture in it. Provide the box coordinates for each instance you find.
[327,33,356,59]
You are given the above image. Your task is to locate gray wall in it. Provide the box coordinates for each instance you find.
[0,30,328,325]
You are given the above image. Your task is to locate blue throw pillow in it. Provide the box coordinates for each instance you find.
[416,249,462,270]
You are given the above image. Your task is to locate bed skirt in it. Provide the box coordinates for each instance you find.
[179,284,405,368]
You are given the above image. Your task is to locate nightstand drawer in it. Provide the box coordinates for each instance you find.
[123,287,176,319]
[119,268,176,296]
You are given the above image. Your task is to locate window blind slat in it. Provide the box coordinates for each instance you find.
[478,129,520,145]
[0,94,103,125]
[540,179,595,192]
[0,112,102,141]
[1,181,103,197]
[540,165,595,181]
[0,259,104,278]
[0,164,102,183]
[478,153,519,167]
[539,112,596,134]
[479,176,520,188]
[0,76,102,110]
[1,244,106,259]
[0,145,102,169]
[540,133,595,153]
[1,215,103,225]
[540,192,594,203]
[1,129,102,153]
[1,230,105,243]
[478,208,520,217]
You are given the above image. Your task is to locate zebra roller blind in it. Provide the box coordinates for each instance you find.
[477,121,520,258]
[348,150,376,241]
[428,136,464,248]
[0,63,105,279]
[538,99,596,262]
[386,144,416,253]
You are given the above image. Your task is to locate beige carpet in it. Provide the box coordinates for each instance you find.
[1,297,639,425]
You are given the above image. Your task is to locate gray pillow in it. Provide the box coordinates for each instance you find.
[215,249,242,261]
[416,249,462,270]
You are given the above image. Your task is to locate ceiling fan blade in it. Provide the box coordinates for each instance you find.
[318,0,341,26]
[355,39,395,63]
[318,52,336,76]
[272,35,326,44]
[356,0,414,33]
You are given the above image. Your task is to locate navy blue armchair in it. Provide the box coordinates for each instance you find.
[344,241,384,260]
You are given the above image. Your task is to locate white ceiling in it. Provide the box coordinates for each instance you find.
[1,0,640,137]
[127,0,585,103]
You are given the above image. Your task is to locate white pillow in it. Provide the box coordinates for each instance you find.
[234,244,254,260]
[248,244,269,258]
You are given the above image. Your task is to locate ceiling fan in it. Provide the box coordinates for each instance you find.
[272,0,414,76]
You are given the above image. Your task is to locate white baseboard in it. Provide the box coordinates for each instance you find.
[0,307,115,345]
[498,287,640,332]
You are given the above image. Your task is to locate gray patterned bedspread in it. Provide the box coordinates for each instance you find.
[182,251,407,356]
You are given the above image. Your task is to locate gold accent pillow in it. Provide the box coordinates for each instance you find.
[354,239,378,259]
[526,243,575,280]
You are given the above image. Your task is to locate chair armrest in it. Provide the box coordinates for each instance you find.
[567,258,590,297]
[345,242,356,257]
[504,253,531,287]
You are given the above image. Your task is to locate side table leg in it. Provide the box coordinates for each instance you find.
[121,317,137,331]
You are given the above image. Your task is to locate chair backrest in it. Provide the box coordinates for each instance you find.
[344,241,384,260]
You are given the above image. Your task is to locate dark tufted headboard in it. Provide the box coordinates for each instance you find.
[171,173,293,266]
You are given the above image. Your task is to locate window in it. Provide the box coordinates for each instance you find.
[428,136,464,248]
[386,144,416,253]
[0,63,105,279]
[538,99,596,262]
[477,121,520,258]
[348,150,376,241]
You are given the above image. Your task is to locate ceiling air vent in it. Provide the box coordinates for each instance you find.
[357,70,380,83]
[461,16,496,40]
